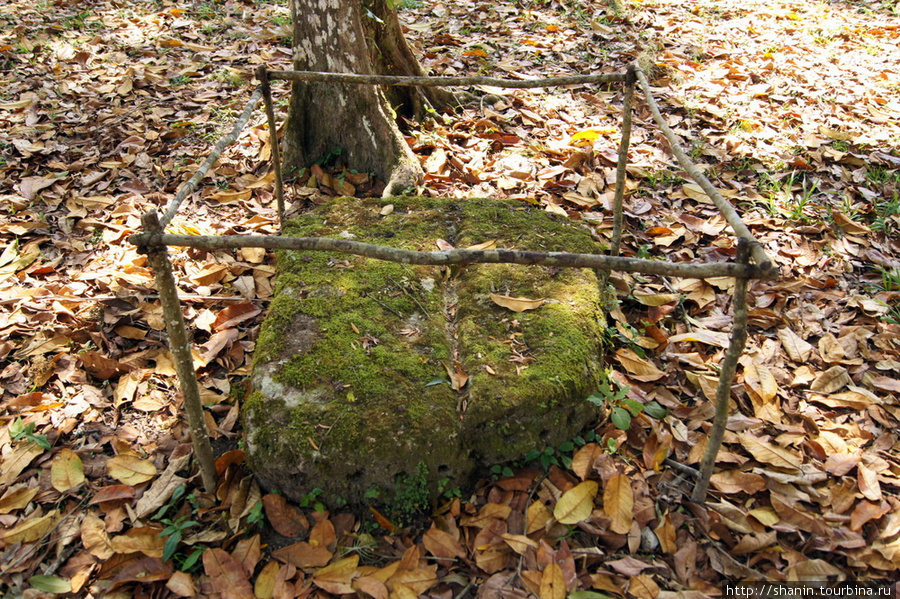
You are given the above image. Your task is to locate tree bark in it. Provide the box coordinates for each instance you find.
[284,0,449,196]
[362,0,456,119]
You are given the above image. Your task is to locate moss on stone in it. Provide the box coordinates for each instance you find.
[243,197,606,509]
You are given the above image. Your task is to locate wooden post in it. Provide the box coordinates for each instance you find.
[140,211,218,493]
[257,66,286,229]
[611,64,635,257]
[691,238,752,502]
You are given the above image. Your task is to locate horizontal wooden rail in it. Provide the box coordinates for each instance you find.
[128,231,777,281]
[267,70,627,88]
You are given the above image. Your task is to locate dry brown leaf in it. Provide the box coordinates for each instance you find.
[857,463,883,501]
[262,493,308,538]
[81,512,115,559]
[313,555,359,595]
[0,441,45,487]
[709,470,767,494]
[603,473,634,534]
[272,541,332,568]
[202,548,254,599]
[628,573,660,599]
[213,302,262,330]
[738,434,801,470]
[668,330,731,348]
[489,292,544,312]
[809,365,851,393]
[571,442,602,480]
[614,348,666,382]
[1,509,60,545]
[423,527,466,560]
[0,485,40,514]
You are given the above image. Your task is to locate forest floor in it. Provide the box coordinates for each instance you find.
[1,0,900,597]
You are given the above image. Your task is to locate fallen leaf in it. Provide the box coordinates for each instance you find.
[738,434,801,470]
[490,292,544,312]
[603,473,634,534]
[313,555,359,595]
[50,448,85,492]
[107,455,157,485]
[203,548,254,599]
[615,348,666,382]
[553,480,598,525]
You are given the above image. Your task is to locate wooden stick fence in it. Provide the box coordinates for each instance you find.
[129,62,778,498]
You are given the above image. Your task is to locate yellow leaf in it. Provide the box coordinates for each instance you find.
[501,533,538,555]
[463,48,488,58]
[553,480,598,524]
[490,293,544,312]
[107,455,157,485]
[568,127,616,148]
[682,183,713,204]
[603,473,634,534]
[466,239,497,251]
[527,500,553,534]
[571,443,602,480]
[0,441,45,486]
[539,562,566,599]
[742,361,778,403]
[1,510,59,544]
[614,348,666,382]
[632,292,680,306]
[313,555,359,595]
[51,448,85,492]
[0,485,40,514]
[81,512,115,559]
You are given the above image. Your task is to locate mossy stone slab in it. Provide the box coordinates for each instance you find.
[244,197,605,508]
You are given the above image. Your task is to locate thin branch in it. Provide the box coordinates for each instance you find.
[691,239,752,502]
[141,211,219,493]
[128,231,779,280]
[632,65,778,278]
[267,70,627,88]
[0,294,265,305]
[611,65,636,257]
[256,67,286,229]
[158,87,265,229]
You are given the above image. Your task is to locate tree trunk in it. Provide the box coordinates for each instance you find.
[284,0,451,196]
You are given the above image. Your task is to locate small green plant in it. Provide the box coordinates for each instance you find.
[247,499,265,528]
[437,477,461,500]
[391,462,430,525]
[195,2,218,20]
[586,377,667,430]
[635,244,653,260]
[524,429,598,471]
[9,418,51,450]
[831,139,850,152]
[490,464,515,479]
[159,516,204,570]
[169,74,192,86]
[298,487,326,512]
[871,192,900,236]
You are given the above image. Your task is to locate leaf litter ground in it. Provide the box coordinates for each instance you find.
[1,0,900,596]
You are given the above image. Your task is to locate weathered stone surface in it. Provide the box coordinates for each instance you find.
[244,197,606,508]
